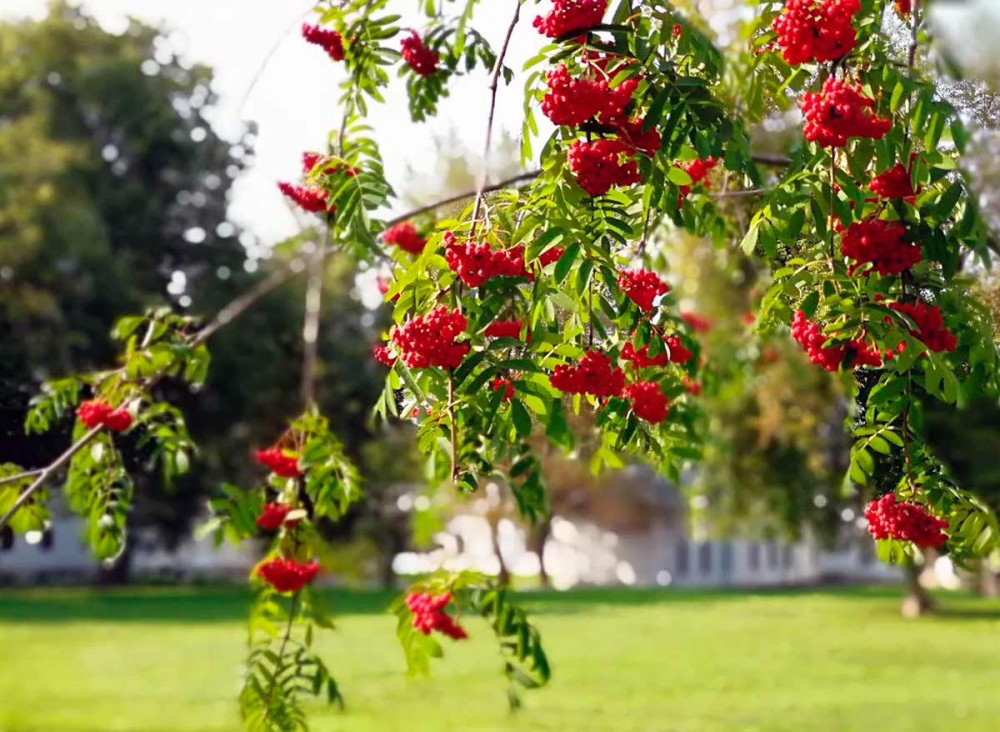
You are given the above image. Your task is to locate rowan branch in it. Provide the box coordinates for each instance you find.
[468,0,523,240]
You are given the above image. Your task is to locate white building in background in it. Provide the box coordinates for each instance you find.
[2,466,900,588]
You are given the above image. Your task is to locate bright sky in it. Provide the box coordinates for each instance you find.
[0,0,534,246]
[1,0,995,246]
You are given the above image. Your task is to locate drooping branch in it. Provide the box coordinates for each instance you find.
[468,0,524,240]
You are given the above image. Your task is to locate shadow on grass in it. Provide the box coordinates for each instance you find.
[0,583,929,624]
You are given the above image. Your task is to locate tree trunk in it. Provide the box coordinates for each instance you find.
[488,516,510,586]
[901,557,934,617]
[527,518,551,588]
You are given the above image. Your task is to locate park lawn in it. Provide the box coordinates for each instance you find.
[0,586,999,732]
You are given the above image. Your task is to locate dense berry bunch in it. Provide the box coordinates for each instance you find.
[533,0,607,39]
[894,0,912,15]
[568,139,640,196]
[400,31,439,76]
[405,591,468,639]
[791,310,882,371]
[302,23,345,61]
[681,311,713,333]
[537,246,566,267]
[392,306,470,369]
[621,337,693,368]
[77,399,133,432]
[256,558,320,593]
[491,376,516,401]
[256,502,293,531]
[383,221,426,255]
[617,117,662,156]
[865,493,948,548]
[444,233,532,286]
[277,182,333,214]
[890,301,957,353]
[617,268,670,311]
[772,0,861,65]
[682,374,702,395]
[870,163,918,201]
[484,318,527,340]
[255,448,303,478]
[623,381,670,424]
[540,64,638,127]
[839,218,920,275]
[550,350,626,397]
[677,157,717,205]
[801,77,891,148]
[373,344,396,367]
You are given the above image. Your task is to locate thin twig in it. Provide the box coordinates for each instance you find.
[468,0,523,240]
[0,426,102,531]
[263,591,302,722]
[0,469,43,487]
[447,372,459,484]
[907,0,922,70]
[238,4,315,116]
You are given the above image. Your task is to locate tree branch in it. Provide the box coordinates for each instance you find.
[300,235,328,406]
[468,0,523,240]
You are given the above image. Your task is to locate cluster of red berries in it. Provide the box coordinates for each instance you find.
[865,493,948,548]
[484,318,527,340]
[617,117,662,156]
[791,310,882,371]
[383,221,426,255]
[491,376,516,401]
[77,399,133,432]
[870,163,918,201]
[621,336,692,367]
[889,301,957,353]
[405,591,468,639]
[301,152,358,178]
[373,344,396,367]
[302,23,345,61]
[537,246,566,267]
[839,217,920,276]
[550,350,626,398]
[894,0,912,15]
[801,77,891,148]
[256,557,321,593]
[681,311,713,333]
[255,448,303,478]
[277,182,333,214]
[444,233,532,286]
[533,0,607,39]
[772,0,861,65]
[568,139,641,196]
[678,157,717,205]
[541,64,637,127]
[392,306,470,369]
[622,381,670,424]
[400,31,439,76]
[618,268,670,311]
[256,502,298,531]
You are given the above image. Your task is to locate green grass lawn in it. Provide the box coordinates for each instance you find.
[1,585,999,731]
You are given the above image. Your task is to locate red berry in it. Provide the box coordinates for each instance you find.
[256,502,292,531]
[772,0,861,66]
[550,350,626,398]
[302,23,345,61]
[790,310,882,371]
[618,268,670,312]
[865,493,948,548]
[277,181,334,214]
[533,0,607,39]
[373,344,396,367]
[255,448,303,478]
[801,77,891,148]
[537,246,566,267]
[491,376,516,401]
[680,311,713,333]
[392,306,470,369]
[839,217,920,276]
[870,163,919,202]
[405,591,468,640]
[484,318,528,341]
[383,221,426,255]
[567,139,641,196]
[889,301,957,353]
[444,233,533,287]
[677,157,717,205]
[623,381,670,424]
[256,557,320,593]
[400,31,439,76]
[76,400,132,432]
